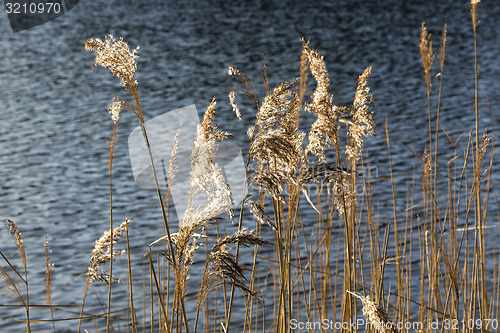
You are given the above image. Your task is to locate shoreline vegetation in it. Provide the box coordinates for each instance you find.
[2,1,499,332]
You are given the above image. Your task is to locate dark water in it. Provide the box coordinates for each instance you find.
[1,0,500,331]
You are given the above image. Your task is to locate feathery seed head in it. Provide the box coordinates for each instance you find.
[301,40,347,162]
[183,104,233,229]
[5,218,23,250]
[419,22,434,92]
[256,81,295,132]
[108,97,124,123]
[227,65,239,76]
[88,219,131,284]
[4,218,26,272]
[228,91,241,120]
[84,35,140,91]
[347,66,375,161]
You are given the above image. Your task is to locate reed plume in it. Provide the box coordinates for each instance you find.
[302,38,343,162]
[87,219,131,284]
[187,100,232,220]
[249,81,305,174]
[419,22,434,94]
[84,34,139,92]
[107,97,124,123]
[228,91,241,120]
[471,129,490,199]
[5,218,26,274]
[347,66,375,161]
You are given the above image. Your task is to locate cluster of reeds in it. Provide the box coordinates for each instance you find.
[1,1,499,332]
[222,37,375,332]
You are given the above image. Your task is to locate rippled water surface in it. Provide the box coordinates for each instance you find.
[1,0,500,331]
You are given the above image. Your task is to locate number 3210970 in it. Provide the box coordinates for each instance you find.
[5,2,62,14]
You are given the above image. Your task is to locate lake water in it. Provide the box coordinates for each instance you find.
[1,0,500,331]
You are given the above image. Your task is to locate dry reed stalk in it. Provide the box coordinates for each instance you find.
[0,256,24,303]
[105,122,119,333]
[44,235,56,333]
[225,63,270,331]
[419,23,435,228]
[469,2,487,322]
[4,218,31,333]
[84,33,177,268]
[433,23,447,199]
[384,118,403,320]
[124,222,138,333]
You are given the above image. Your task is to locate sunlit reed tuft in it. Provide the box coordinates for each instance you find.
[84,34,139,91]
[87,219,131,284]
[419,22,434,94]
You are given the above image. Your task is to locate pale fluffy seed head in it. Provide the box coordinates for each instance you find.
[301,40,345,162]
[227,65,240,76]
[201,98,230,143]
[256,81,295,133]
[301,39,332,116]
[347,66,375,161]
[84,35,140,91]
[4,218,26,272]
[473,130,491,187]
[183,101,233,229]
[228,91,241,120]
[248,200,276,230]
[167,126,181,187]
[108,97,124,123]
[249,80,305,172]
[88,219,131,284]
[419,22,434,92]
[306,112,339,162]
[478,129,491,165]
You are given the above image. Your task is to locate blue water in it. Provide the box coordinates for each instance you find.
[1,0,500,331]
